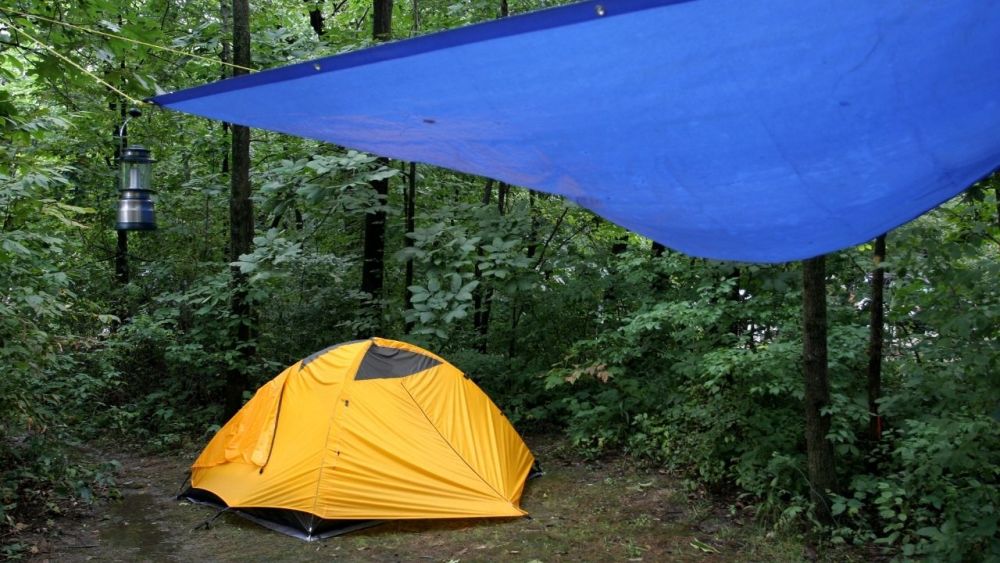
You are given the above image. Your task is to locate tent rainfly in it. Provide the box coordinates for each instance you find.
[150,0,1000,263]
[183,338,535,540]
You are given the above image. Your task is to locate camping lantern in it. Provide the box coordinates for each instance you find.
[115,144,156,231]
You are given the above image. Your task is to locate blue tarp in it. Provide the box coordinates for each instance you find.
[151,0,1000,262]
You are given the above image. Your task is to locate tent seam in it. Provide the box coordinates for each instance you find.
[308,340,374,518]
[400,381,513,507]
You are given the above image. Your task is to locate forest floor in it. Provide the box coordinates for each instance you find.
[21,436,868,562]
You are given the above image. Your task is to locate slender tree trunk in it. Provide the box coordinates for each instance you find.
[403,162,416,332]
[728,267,742,337]
[650,241,670,292]
[306,1,326,36]
[995,180,999,231]
[225,0,255,418]
[651,241,666,257]
[611,233,628,255]
[220,1,232,175]
[867,234,886,442]
[359,0,393,335]
[802,255,836,522]
[373,0,393,40]
[473,179,494,351]
[497,182,508,214]
[526,190,539,259]
[115,232,129,284]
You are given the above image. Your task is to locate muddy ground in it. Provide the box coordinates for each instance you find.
[23,437,860,562]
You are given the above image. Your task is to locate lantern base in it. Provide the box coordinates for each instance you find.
[115,222,157,231]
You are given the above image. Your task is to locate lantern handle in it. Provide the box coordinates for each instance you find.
[117,108,142,158]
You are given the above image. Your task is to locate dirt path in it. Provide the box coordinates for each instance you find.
[28,437,812,562]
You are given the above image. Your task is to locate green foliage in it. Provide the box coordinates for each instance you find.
[831,416,999,560]
[1,1,997,560]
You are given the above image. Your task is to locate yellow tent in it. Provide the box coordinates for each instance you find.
[184,337,535,540]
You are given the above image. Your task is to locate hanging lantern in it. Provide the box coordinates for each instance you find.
[115,144,156,231]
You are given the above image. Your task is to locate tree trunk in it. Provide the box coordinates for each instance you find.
[728,267,745,336]
[358,0,393,336]
[473,179,494,351]
[802,255,836,522]
[220,0,231,174]
[526,190,539,259]
[867,234,886,442]
[611,233,628,255]
[115,231,129,284]
[225,0,255,419]
[403,162,416,332]
[373,0,393,40]
[497,182,508,214]
[306,1,325,36]
[995,180,999,231]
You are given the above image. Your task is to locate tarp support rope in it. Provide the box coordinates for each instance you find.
[5,21,146,105]
[0,8,257,72]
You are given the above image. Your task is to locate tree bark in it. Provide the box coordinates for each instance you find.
[497,182,508,214]
[115,231,129,284]
[220,0,232,174]
[526,190,539,259]
[358,0,393,336]
[403,162,416,332]
[473,179,494,351]
[306,1,325,36]
[651,241,666,257]
[995,180,999,231]
[867,234,886,442]
[802,255,836,523]
[225,0,255,419]
[373,0,393,40]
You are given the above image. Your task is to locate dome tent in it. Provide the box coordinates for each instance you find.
[182,338,535,540]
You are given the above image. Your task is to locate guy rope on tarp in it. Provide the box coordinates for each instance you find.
[4,20,145,105]
[1,8,257,73]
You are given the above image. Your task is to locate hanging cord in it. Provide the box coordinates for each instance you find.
[5,21,146,105]
[1,8,257,73]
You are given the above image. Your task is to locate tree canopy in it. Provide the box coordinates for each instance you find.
[1,0,997,559]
